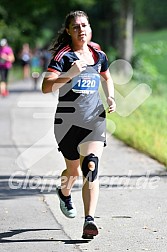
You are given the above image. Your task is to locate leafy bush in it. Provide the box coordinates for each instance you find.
[132,40,167,94]
[106,46,118,63]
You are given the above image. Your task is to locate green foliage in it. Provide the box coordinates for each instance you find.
[106,46,118,63]
[132,30,167,94]
[0,1,51,51]
[135,0,167,29]
[0,0,97,53]
[1,0,167,54]
[106,29,167,167]
[70,0,95,6]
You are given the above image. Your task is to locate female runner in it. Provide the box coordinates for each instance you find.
[42,10,116,239]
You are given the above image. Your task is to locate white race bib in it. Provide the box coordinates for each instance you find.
[72,68,100,94]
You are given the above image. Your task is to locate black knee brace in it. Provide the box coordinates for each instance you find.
[81,153,99,182]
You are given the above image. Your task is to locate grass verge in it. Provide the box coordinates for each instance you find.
[107,95,167,167]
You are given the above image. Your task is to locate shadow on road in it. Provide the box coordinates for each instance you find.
[0,228,90,244]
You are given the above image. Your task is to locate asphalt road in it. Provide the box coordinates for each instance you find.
[0,78,167,252]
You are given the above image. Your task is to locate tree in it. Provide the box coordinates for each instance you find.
[117,0,133,62]
[134,0,167,30]
[2,0,167,64]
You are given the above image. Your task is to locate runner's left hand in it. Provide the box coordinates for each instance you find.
[107,97,116,113]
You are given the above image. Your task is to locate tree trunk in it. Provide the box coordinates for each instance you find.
[118,0,133,62]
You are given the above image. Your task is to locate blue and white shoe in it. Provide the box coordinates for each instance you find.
[56,187,77,218]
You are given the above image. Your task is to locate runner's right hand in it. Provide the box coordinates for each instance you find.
[67,60,87,79]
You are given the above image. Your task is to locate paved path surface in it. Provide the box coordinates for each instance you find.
[0,78,167,252]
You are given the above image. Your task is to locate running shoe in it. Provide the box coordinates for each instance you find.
[1,89,9,97]
[82,218,98,239]
[56,187,77,218]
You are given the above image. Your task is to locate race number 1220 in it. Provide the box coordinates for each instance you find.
[77,79,96,88]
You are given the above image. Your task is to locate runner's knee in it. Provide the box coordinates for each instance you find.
[81,153,99,182]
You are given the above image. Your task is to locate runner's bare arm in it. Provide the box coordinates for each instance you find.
[42,71,71,93]
[42,60,86,93]
[100,69,116,113]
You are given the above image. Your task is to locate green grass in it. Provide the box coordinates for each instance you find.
[107,95,167,166]
[135,29,167,43]
[106,29,167,167]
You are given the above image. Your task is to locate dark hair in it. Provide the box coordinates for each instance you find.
[50,10,89,56]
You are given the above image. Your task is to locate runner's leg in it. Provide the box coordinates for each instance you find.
[79,141,103,217]
[61,158,81,196]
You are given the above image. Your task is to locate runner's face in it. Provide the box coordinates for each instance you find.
[67,16,91,44]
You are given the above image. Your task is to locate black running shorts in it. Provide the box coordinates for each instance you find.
[54,118,106,160]
[0,68,8,82]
